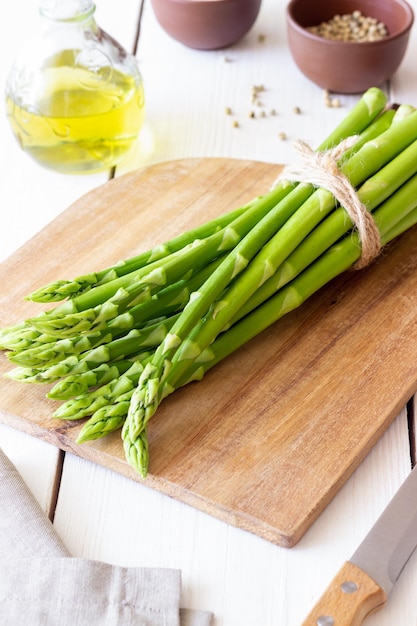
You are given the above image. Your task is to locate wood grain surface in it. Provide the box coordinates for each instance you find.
[1,157,417,547]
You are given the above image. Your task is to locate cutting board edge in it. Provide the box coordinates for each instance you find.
[0,405,298,546]
[0,397,407,550]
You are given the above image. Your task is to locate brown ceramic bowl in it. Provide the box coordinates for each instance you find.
[151,0,262,50]
[286,0,414,93]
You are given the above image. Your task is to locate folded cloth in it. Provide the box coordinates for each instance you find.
[0,447,213,626]
[0,447,69,559]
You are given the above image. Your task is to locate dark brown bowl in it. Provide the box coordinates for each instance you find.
[286,0,414,93]
[151,0,262,50]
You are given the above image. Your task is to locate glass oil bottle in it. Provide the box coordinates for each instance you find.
[5,0,145,174]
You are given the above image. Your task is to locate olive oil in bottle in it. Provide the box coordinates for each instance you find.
[5,1,145,174]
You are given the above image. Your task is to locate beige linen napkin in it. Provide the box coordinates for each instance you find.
[0,447,213,626]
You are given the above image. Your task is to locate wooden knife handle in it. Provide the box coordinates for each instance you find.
[301,561,387,626]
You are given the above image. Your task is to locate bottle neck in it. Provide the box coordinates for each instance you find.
[39,0,95,22]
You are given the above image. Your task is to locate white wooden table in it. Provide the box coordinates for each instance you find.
[1,1,417,624]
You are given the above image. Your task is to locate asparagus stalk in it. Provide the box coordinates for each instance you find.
[0,323,62,351]
[48,359,136,400]
[314,87,387,150]
[53,360,144,419]
[5,356,92,385]
[8,331,111,368]
[9,315,181,370]
[6,344,150,385]
[77,401,132,443]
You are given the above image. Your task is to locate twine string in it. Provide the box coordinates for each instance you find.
[273,138,381,269]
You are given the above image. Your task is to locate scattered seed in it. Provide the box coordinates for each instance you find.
[249,111,256,118]
[278,131,287,141]
[323,90,333,107]
[323,89,342,108]
[270,108,277,116]
[258,34,266,43]
[225,106,232,115]
[232,120,239,128]
[293,106,301,114]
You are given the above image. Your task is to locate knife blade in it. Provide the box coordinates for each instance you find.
[302,463,417,626]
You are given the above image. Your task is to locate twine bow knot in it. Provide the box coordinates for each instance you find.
[274,138,381,269]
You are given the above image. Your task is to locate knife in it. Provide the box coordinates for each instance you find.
[302,463,417,625]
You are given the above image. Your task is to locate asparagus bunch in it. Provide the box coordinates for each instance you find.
[2,87,417,478]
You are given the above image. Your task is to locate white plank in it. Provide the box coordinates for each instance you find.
[390,4,417,106]
[94,0,143,54]
[379,8,417,622]
[0,423,61,518]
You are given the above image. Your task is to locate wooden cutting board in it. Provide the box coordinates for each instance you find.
[1,158,417,548]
